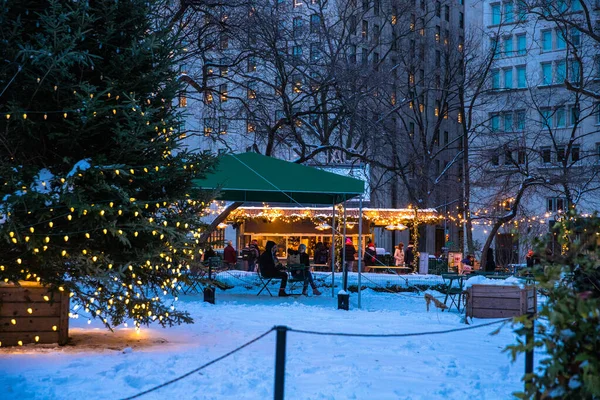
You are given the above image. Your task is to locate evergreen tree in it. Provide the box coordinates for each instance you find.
[0,0,215,329]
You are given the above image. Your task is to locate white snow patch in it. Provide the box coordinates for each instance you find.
[67,159,92,177]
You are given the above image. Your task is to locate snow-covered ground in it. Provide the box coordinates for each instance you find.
[0,275,540,400]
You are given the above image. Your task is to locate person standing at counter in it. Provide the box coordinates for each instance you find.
[223,241,237,268]
[344,238,357,272]
[405,242,415,272]
[394,242,405,266]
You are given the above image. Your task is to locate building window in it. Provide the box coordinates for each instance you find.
[373,52,379,70]
[178,90,187,107]
[373,24,380,44]
[556,29,566,49]
[293,16,303,38]
[247,81,256,99]
[292,45,303,58]
[247,119,256,133]
[491,114,500,131]
[572,145,580,162]
[557,146,566,162]
[556,60,566,83]
[541,109,552,128]
[541,147,551,163]
[516,110,526,130]
[516,65,526,88]
[219,59,228,77]
[361,48,368,65]
[569,60,581,83]
[219,34,229,50]
[294,0,303,8]
[310,14,321,34]
[435,0,441,17]
[219,117,228,135]
[504,2,514,23]
[516,34,526,55]
[362,20,368,39]
[491,3,501,25]
[596,103,600,124]
[445,5,450,21]
[542,30,552,52]
[555,107,565,128]
[435,25,441,42]
[570,105,580,125]
[310,43,321,61]
[491,37,499,58]
[570,28,581,47]
[504,68,513,89]
[247,57,257,72]
[504,149,513,165]
[517,0,527,20]
[503,113,513,131]
[491,150,500,166]
[219,83,228,102]
[504,36,513,56]
[203,118,215,136]
[444,130,449,145]
[541,62,552,85]
[459,12,464,28]
[518,149,526,164]
[491,69,500,89]
[204,88,213,104]
[349,45,357,63]
[547,197,567,212]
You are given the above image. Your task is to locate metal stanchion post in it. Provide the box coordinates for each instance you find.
[274,326,288,400]
[525,312,534,395]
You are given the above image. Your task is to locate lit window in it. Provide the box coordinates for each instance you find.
[178,91,187,107]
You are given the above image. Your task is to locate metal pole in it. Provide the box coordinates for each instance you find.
[525,312,534,394]
[274,326,288,400]
[330,199,336,297]
[342,198,348,291]
[357,197,363,309]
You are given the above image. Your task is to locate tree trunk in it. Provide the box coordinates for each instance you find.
[199,201,244,244]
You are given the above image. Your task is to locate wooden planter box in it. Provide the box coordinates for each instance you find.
[0,282,69,347]
[466,284,536,319]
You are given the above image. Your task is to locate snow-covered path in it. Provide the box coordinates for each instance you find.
[0,287,533,399]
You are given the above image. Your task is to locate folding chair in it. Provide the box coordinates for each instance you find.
[256,263,283,296]
[181,263,208,294]
[287,264,310,295]
[441,273,465,312]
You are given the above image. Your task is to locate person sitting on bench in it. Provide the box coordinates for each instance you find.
[258,241,289,297]
[290,244,321,296]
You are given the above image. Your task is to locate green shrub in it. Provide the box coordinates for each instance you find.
[507,213,600,399]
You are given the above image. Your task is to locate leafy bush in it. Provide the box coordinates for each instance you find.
[507,213,600,399]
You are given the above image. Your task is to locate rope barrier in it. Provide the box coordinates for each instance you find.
[120,328,275,400]
[287,318,511,338]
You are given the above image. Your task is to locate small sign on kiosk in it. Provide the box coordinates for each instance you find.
[418,252,429,274]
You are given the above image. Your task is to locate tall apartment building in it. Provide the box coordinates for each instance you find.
[467,0,600,264]
[177,0,466,254]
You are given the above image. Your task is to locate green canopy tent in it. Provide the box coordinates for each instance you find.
[192,152,366,305]
[192,152,364,204]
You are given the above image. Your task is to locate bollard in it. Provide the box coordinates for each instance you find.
[337,292,349,310]
[524,312,534,394]
[274,326,288,400]
[203,286,215,304]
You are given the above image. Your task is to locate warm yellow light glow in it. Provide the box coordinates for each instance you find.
[27,308,33,314]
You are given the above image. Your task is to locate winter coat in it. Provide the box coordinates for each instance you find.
[203,248,217,261]
[223,244,237,264]
[394,248,405,266]
[364,246,377,266]
[344,244,357,261]
[292,252,311,279]
[404,246,415,266]
[258,241,280,275]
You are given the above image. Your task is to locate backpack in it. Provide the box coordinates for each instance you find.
[241,246,252,261]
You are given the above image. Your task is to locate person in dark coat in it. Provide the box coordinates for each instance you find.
[203,245,217,261]
[485,248,496,272]
[258,240,289,296]
[404,242,415,272]
[364,241,377,272]
[344,238,357,272]
[223,241,237,268]
[290,244,321,296]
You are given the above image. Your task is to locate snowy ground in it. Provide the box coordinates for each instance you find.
[0,274,541,400]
